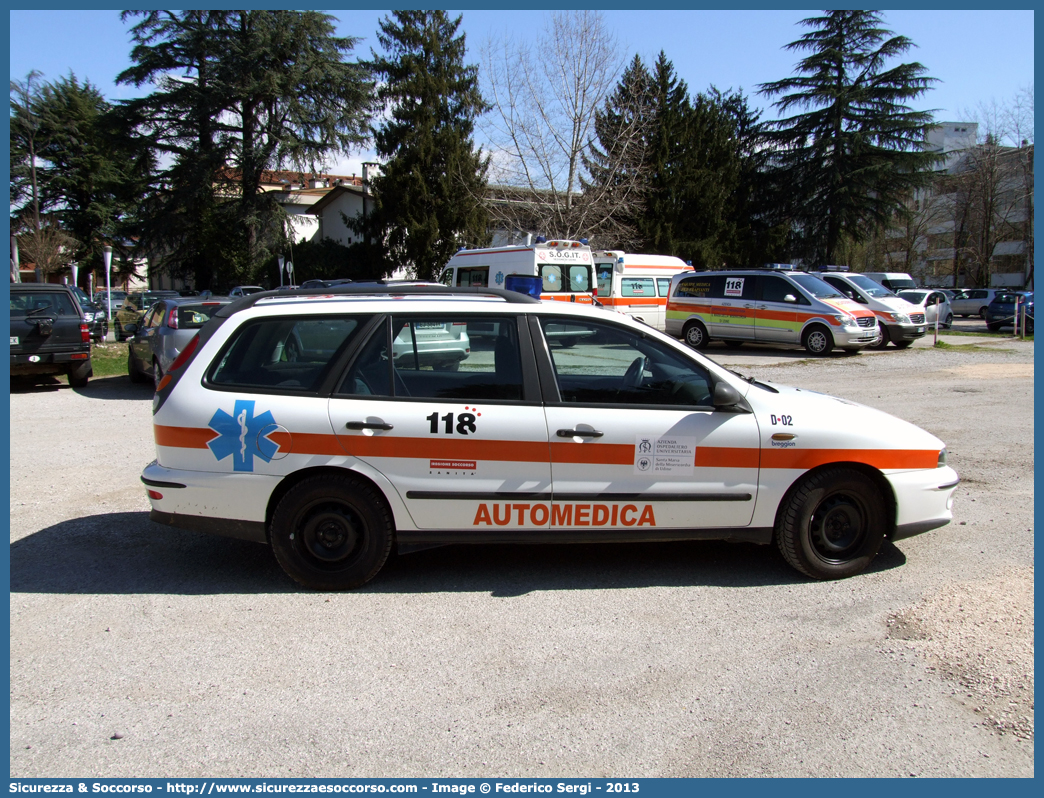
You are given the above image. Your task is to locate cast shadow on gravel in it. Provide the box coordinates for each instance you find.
[10,511,907,596]
[10,374,154,401]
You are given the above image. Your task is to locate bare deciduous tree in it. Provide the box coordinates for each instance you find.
[17,223,79,283]
[481,10,632,241]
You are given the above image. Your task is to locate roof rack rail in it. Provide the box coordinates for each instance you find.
[215,282,540,318]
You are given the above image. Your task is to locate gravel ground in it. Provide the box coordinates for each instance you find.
[9,333,1033,778]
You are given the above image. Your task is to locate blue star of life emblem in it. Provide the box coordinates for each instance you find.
[495,271,505,285]
[207,399,279,472]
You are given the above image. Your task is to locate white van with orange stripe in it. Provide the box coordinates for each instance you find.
[666,268,880,355]
[440,238,597,304]
[593,251,693,331]
[140,283,956,591]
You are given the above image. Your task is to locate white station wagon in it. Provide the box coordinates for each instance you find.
[141,284,959,590]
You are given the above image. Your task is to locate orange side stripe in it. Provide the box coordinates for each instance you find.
[339,436,551,462]
[155,426,936,470]
[155,425,217,449]
[763,448,938,470]
[601,297,663,307]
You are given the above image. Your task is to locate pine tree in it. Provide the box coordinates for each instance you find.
[581,55,655,249]
[363,11,490,280]
[758,10,939,265]
[118,10,373,287]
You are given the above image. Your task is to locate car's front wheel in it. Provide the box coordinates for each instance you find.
[943,313,953,328]
[871,326,891,350]
[776,467,887,579]
[270,474,394,590]
[802,325,833,356]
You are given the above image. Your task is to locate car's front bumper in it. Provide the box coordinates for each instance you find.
[885,466,959,540]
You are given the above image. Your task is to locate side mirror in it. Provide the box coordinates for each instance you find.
[712,381,745,410]
[783,294,797,303]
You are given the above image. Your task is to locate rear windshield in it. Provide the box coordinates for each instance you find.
[176,303,228,329]
[899,291,928,304]
[11,292,78,316]
[789,273,844,299]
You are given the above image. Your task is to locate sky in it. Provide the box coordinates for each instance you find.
[9,8,1036,177]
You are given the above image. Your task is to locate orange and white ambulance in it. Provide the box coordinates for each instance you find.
[593,251,693,330]
[439,238,597,304]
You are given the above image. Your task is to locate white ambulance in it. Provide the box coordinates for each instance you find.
[141,283,958,591]
[593,251,693,330]
[439,238,597,304]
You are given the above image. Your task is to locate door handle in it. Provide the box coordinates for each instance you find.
[345,421,394,430]
[557,428,604,438]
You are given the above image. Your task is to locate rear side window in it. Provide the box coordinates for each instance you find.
[656,278,671,296]
[207,316,367,393]
[10,292,77,316]
[621,278,655,297]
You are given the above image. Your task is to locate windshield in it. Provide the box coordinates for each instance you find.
[846,274,895,298]
[596,265,614,296]
[789,273,844,299]
[900,291,928,304]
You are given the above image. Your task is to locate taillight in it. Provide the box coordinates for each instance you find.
[169,332,199,371]
[81,323,90,343]
[167,308,179,329]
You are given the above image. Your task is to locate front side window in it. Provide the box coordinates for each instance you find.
[540,317,713,407]
[208,316,366,393]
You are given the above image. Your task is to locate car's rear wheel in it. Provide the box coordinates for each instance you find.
[802,325,833,356]
[270,474,393,591]
[682,320,709,350]
[153,359,163,390]
[776,467,886,579]
[943,313,953,328]
[128,352,149,383]
[114,321,124,342]
[979,307,989,319]
[894,340,914,349]
[68,360,91,389]
[987,322,1002,332]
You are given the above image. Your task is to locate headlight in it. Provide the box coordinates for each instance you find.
[938,448,947,467]
[835,314,860,330]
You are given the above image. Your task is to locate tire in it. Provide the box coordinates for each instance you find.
[128,352,149,383]
[559,337,578,348]
[67,360,91,389]
[775,466,887,580]
[724,340,744,349]
[153,360,164,390]
[682,320,709,350]
[943,313,953,329]
[987,323,1002,332]
[114,320,124,342]
[270,474,394,590]
[433,360,460,372]
[894,340,913,349]
[802,325,833,356]
[871,325,891,350]
[979,307,988,319]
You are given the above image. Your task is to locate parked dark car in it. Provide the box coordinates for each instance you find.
[10,284,93,387]
[127,296,233,386]
[114,290,181,341]
[69,285,109,343]
[985,291,1034,334]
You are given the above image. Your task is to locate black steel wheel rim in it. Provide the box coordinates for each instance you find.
[809,492,866,561]
[295,500,363,566]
